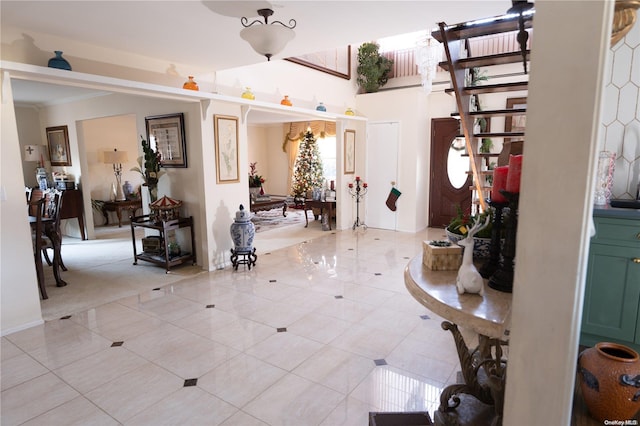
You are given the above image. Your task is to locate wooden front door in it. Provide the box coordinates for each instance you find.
[428,118,471,227]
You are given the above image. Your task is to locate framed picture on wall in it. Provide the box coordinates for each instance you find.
[344,129,356,174]
[46,125,71,166]
[505,97,527,142]
[145,113,187,168]
[214,115,239,183]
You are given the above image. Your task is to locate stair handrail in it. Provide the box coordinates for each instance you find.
[438,22,487,211]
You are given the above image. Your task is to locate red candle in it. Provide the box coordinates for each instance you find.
[356,176,360,182]
[348,183,353,188]
[492,166,509,203]
[363,182,368,188]
[506,154,523,193]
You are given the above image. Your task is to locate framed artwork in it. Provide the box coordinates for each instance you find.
[214,115,239,183]
[286,46,351,80]
[344,129,356,174]
[145,113,187,168]
[505,97,527,142]
[46,125,71,166]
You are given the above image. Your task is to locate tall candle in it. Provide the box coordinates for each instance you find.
[506,154,523,193]
[492,166,509,203]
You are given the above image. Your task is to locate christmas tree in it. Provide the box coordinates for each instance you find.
[291,130,325,197]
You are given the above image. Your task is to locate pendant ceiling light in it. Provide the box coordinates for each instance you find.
[240,8,296,61]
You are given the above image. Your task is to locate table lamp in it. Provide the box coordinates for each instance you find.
[103,148,129,201]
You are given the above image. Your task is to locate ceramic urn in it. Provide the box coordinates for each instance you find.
[230,204,255,252]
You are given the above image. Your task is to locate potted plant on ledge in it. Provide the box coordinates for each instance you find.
[356,42,393,93]
[446,206,496,260]
[248,162,265,201]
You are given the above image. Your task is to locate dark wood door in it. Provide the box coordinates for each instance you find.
[428,118,472,227]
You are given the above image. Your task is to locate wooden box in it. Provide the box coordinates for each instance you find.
[423,240,462,271]
[142,236,163,254]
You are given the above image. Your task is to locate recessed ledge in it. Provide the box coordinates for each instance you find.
[1,60,367,122]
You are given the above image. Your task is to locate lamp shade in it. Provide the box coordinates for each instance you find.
[240,25,295,58]
[103,149,129,164]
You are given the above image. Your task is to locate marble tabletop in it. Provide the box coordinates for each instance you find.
[404,255,512,339]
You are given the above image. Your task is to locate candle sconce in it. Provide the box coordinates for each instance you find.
[348,177,368,230]
[488,191,519,293]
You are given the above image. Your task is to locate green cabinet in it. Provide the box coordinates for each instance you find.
[580,214,640,351]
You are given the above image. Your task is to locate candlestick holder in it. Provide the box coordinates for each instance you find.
[479,200,508,279]
[348,178,368,230]
[488,191,519,293]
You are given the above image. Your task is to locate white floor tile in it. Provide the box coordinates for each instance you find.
[243,374,344,426]
[3,227,470,425]
[198,353,287,408]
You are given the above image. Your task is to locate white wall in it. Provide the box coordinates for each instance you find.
[216,60,358,116]
[503,1,612,423]
[15,106,44,187]
[1,72,44,334]
[80,114,139,227]
[356,87,450,232]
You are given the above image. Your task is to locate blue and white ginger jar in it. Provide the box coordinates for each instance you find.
[230,204,255,252]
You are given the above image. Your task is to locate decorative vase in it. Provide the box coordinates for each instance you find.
[36,167,48,190]
[123,180,133,198]
[147,184,158,203]
[183,76,199,91]
[345,107,355,116]
[230,205,255,253]
[578,342,640,422]
[316,102,327,112]
[48,51,72,71]
[241,87,255,100]
[472,236,492,260]
[280,95,292,106]
[249,187,261,202]
[594,150,616,206]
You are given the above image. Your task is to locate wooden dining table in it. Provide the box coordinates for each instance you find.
[29,215,67,290]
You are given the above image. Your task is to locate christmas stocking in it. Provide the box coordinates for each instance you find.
[386,187,402,211]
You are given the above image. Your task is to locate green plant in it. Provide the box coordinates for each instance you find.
[356,42,393,93]
[130,135,165,185]
[447,205,493,239]
[248,162,265,188]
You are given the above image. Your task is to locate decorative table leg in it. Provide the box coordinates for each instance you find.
[435,321,507,426]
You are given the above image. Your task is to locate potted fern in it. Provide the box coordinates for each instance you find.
[356,42,393,93]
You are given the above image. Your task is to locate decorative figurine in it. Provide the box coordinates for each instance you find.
[456,216,490,296]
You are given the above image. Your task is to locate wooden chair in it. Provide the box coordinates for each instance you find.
[30,189,67,271]
[28,197,47,299]
[43,190,67,271]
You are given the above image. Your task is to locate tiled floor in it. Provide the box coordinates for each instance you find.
[2,227,465,426]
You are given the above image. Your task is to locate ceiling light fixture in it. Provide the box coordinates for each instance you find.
[240,8,296,61]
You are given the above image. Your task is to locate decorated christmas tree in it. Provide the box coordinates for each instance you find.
[291,130,325,197]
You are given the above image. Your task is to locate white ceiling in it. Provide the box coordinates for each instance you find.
[2,0,511,108]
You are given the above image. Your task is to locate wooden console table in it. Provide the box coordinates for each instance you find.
[404,255,512,425]
[250,199,287,216]
[303,199,336,230]
[102,199,142,227]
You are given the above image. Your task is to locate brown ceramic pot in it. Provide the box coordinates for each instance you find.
[578,342,640,422]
